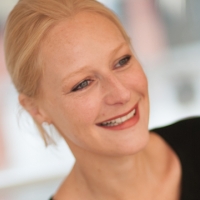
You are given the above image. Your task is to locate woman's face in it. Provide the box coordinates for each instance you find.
[37,11,149,156]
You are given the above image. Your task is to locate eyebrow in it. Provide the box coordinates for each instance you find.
[61,42,128,83]
[62,65,92,84]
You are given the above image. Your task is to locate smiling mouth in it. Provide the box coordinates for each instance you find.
[97,105,138,127]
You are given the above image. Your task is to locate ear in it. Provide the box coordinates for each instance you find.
[19,93,51,124]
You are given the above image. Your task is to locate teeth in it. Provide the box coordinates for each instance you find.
[100,109,136,127]
[121,116,127,123]
[115,118,121,124]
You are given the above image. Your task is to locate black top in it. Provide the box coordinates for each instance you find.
[49,117,200,200]
[151,117,200,200]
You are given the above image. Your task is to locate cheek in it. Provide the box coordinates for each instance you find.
[52,93,105,149]
[58,93,101,126]
[134,71,148,94]
[123,66,148,95]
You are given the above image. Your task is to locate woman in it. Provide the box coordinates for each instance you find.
[4,0,200,199]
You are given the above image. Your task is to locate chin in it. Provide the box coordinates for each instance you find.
[92,126,150,157]
[115,131,150,156]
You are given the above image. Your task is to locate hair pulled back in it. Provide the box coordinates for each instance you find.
[4,0,130,143]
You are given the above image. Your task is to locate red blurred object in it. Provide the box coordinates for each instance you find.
[125,0,168,64]
[0,32,9,169]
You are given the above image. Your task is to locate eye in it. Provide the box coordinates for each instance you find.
[71,79,92,92]
[115,55,131,68]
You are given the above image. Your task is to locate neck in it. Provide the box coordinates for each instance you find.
[68,135,162,200]
[75,153,148,197]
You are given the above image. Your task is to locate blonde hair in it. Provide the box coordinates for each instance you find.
[4,0,130,144]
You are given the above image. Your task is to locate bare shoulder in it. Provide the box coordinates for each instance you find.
[145,132,181,185]
[147,132,182,200]
[148,132,181,172]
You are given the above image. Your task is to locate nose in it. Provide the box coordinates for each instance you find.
[103,75,131,105]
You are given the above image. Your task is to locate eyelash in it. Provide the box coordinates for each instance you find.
[71,79,93,92]
[115,55,131,68]
[71,55,132,92]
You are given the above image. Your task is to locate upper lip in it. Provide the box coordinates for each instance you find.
[97,103,138,125]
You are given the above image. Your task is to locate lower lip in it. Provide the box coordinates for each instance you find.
[98,106,140,131]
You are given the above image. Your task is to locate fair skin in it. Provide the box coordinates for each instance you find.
[20,12,181,200]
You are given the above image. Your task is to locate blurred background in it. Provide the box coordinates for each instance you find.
[0,0,200,199]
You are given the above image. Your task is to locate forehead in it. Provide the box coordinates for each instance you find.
[39,11,126,66]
